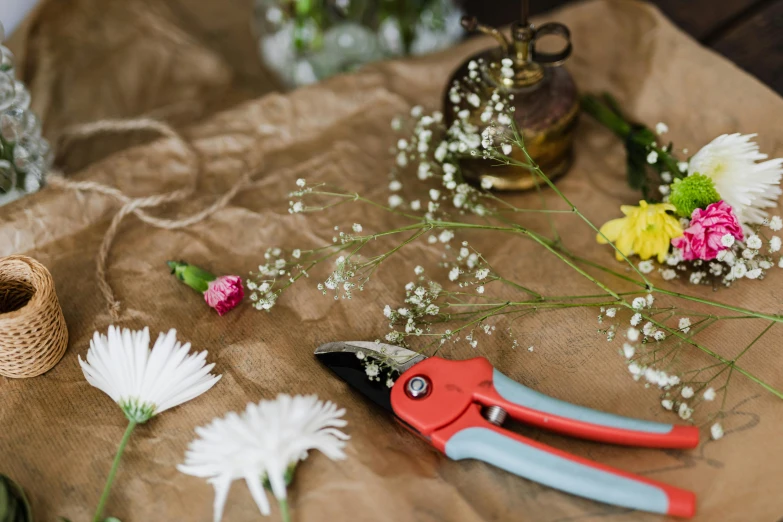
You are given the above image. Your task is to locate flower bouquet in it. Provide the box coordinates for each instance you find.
[584,94,783,287]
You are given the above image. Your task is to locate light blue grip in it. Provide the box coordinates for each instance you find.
[493,369,673,434]
[445,427,669,514]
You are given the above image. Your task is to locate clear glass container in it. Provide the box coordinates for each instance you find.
[0,22,51,206]
[254,0,464,88]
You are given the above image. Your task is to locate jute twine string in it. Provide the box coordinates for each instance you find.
[0,255,68,378]
[47,118,253,319]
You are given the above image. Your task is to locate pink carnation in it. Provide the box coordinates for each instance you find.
[671,201,743,261]
[204,275,244,315]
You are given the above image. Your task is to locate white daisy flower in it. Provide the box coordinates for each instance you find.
[688,133,783,228]
[79,326,221,423]
[80,326,221,522]
[178,394,349,522]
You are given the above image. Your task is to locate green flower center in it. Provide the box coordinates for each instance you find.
[669,173,721,217]
[119,398,156,423]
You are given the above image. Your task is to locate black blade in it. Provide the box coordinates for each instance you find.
[316,350,395,413]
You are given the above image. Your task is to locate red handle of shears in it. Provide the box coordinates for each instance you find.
[392,357,698,448]
[390,357,698,518]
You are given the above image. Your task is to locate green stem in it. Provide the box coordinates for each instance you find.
[641,314,783,399]
[93,420,137,522]
[279,498,291,522]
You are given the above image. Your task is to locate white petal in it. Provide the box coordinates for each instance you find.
[210,474,232,522]
[78,326,220,420]
[178,394,349,519]
[246,472,272,515]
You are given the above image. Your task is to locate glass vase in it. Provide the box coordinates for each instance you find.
[0,22,51,207]
[254,0,464,88]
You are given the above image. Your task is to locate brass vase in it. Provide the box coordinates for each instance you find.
[443,5,579,191]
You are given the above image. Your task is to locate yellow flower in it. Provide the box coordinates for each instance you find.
[597,201,683,262]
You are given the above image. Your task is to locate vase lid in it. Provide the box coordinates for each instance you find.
[461,0,572,89]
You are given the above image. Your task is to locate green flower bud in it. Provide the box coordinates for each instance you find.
[668,173,721,217]
[167,260,216,294]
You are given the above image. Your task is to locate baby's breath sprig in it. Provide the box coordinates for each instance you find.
[249,94,783,435]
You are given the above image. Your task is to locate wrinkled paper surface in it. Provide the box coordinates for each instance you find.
[1,1,782,520]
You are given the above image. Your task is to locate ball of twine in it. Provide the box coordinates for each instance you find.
[0,255,68,378]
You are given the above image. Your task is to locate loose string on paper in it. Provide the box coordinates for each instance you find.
[47,118,253,319]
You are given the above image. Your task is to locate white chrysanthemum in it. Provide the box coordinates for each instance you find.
[688,133,783,228]
[79,326,221,423]
[178,394,349,522]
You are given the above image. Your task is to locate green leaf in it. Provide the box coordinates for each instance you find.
[3,493,18,522]
[625,135,649,193]
[0,475,31,522]
[0,478,10,522]
[104,517,123,522]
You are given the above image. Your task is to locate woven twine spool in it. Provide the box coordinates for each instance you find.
[0,255,68,378]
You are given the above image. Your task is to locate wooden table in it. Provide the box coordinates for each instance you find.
[469,0,783,95]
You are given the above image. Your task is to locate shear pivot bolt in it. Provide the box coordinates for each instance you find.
[406,376,430,399]
[484,405,508,426]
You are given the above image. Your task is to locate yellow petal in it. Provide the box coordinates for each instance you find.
[634,237,655,261]
[614,233,635,261]
[597,217,627,244]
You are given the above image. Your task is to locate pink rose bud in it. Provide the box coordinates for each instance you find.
[168,261,244,315]
[671,200,744,261]
[204,275,244,316]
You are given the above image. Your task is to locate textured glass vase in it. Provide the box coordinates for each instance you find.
[0,22,51,207]
[254,0,464,88]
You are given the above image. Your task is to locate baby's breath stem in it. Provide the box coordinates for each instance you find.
[651,288,783,323]
[641,314,783,399]
[93,420,137,522]
[500,146,652,287]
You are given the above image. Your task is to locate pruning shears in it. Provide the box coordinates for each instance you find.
[315,341,698,518]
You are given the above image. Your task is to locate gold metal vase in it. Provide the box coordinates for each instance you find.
[443,3,579,191]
